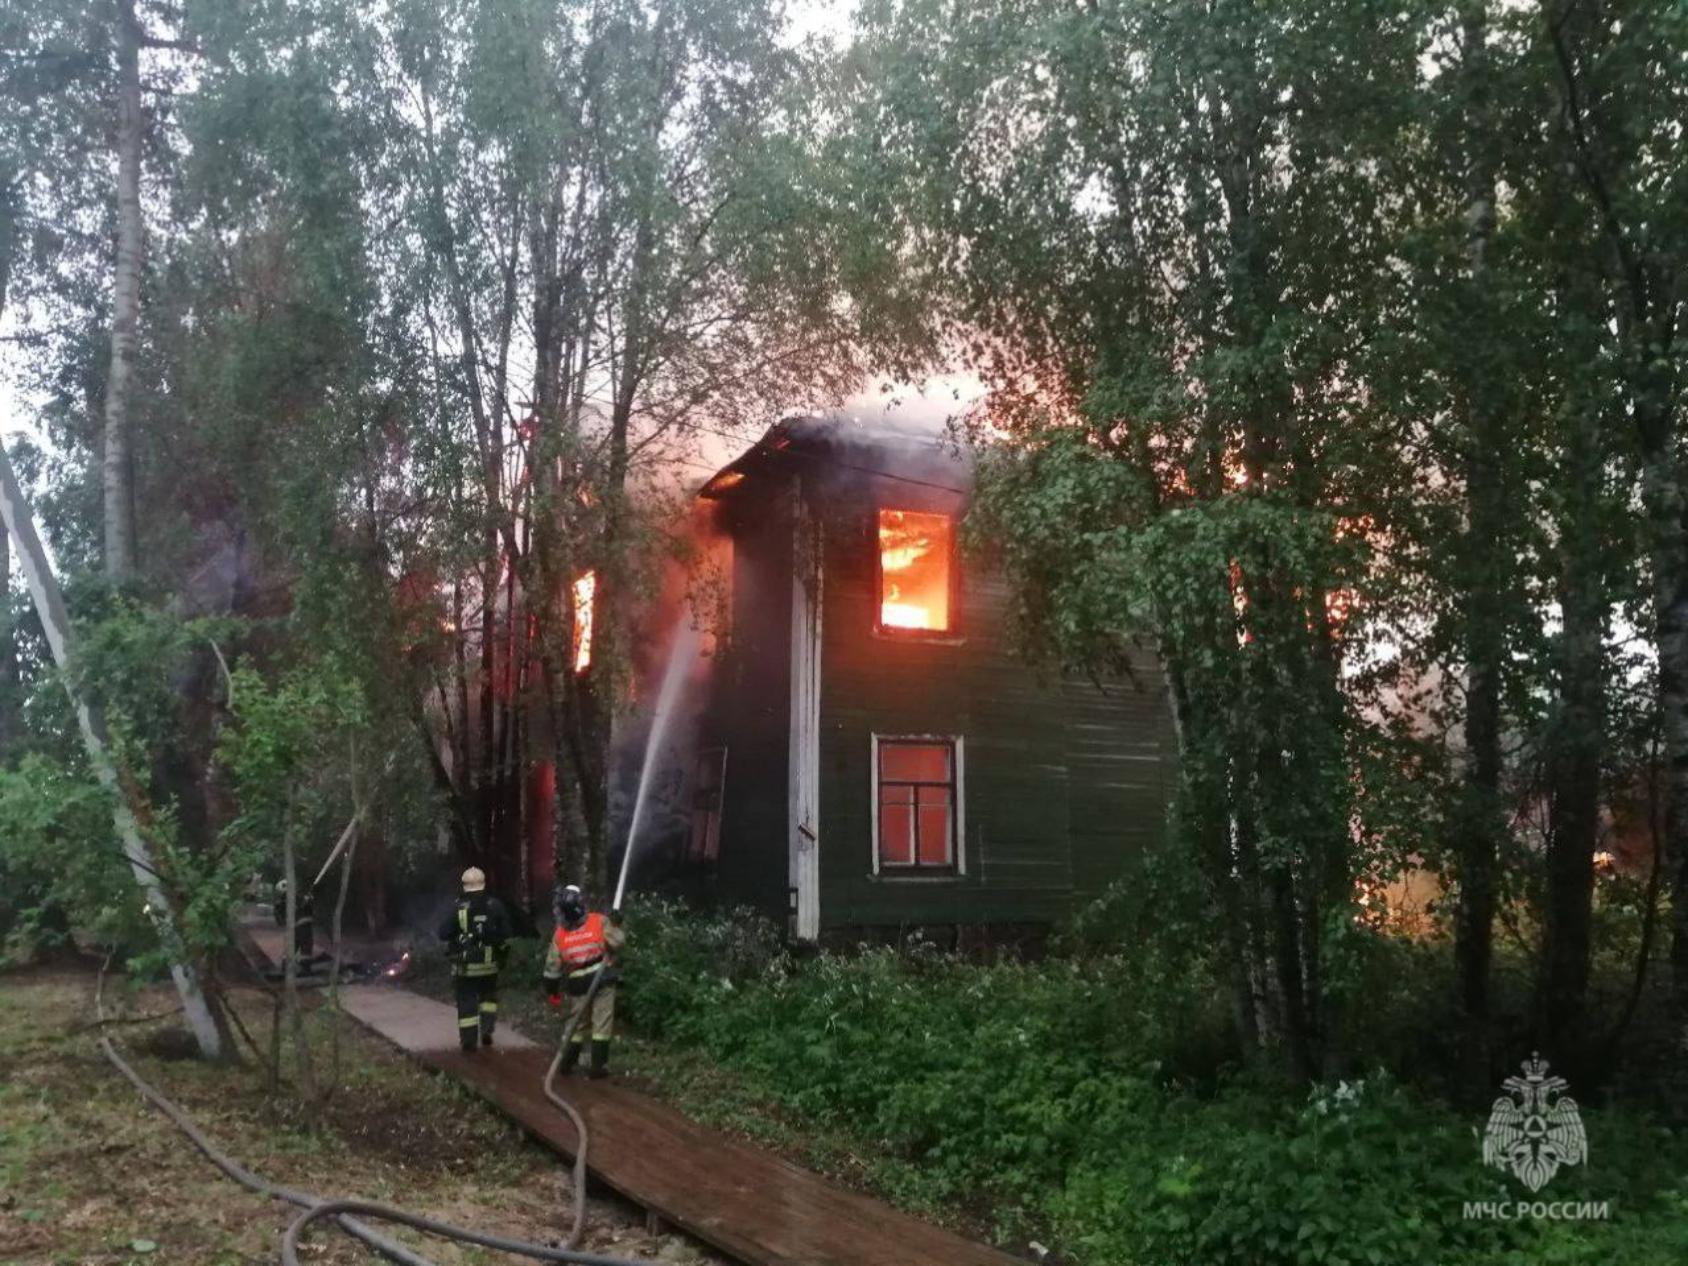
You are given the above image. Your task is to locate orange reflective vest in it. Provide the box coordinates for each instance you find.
[554,912,607,973]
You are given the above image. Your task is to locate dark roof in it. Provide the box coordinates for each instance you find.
[698,408,975,502]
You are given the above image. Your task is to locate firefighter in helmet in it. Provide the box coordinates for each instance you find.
[437,867,511,1053]
[542,884,625,1079]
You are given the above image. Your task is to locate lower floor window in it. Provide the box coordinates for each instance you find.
[687,747,727,863]
[875,738,959,871]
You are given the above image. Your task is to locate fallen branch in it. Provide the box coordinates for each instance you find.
[70,1006,184,1033]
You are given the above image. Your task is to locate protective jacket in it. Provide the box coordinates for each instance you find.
[543,911,624,996]
[438,891,510,979]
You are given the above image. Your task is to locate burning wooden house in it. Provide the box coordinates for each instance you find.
[682,411,1175,942]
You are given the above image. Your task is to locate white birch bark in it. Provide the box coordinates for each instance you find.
[0,446,222,1058]
[102,0,143,580]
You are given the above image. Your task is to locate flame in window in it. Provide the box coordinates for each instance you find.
[573,572,596,671]
[879,510,952,632]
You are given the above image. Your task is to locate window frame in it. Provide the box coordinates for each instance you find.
[873,508,962,642]
[870,734,965,878]
[686,746,728,864]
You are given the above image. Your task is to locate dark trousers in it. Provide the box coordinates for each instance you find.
[454,974,499,1050]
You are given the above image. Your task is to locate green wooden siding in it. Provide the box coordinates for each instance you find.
[815,504,1174,931]
[704,480,1175,934]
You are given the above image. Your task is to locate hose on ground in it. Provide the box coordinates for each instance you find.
[99,1034,430,1266]
[283,1199,647,1266]
[541,968,606,1248]
[98,1025,656,1266]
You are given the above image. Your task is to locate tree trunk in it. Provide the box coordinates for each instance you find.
[1639,444,1688,1020]
[1604,739,1666,1064]
[103,0,143,582]
[1539,388,1605,1065]
[478,556,497,864]
[1450,1,1506,1098]
[0,525,14,759]
[1541,0,1685,1033]
[1165,660,1262,1052]
[328,822,359,1091]
[412,699,476,859]
[281,831,317,1113]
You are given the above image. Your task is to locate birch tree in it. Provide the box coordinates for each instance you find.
[100,0,142,581]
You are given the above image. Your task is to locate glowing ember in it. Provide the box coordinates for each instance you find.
[573,572,596,671]
[879,510,952,632]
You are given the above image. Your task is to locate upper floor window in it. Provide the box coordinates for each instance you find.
[878,509,953,634]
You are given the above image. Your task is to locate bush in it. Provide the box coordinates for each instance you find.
[0,754,145,966]
[614,899,1688,1264]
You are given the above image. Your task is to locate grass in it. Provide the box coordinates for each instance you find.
[0,956,723,1266]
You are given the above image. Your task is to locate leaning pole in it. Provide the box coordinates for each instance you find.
[0,445,223,1059]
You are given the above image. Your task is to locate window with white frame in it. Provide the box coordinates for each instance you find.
[874,737,961,873]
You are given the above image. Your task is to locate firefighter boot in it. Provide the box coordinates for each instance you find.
[558,1040,582,1076]
[587,1038,610,1080]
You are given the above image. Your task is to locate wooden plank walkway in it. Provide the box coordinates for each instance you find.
[239,922,1023,1266]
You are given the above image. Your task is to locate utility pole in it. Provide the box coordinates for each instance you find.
[0,445,222,1058]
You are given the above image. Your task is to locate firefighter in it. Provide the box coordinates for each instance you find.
[437,867,511,1053]
[542,884,625,1079]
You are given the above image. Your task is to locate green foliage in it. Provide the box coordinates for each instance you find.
[65,597,239,741]
[0,590,395,977]
[843,0,1688,1085]
[0,599,251,973]
[1054,1075,1687,1266]
[618,902,1687,1264]
[0,754,135,965]
[218,660,368,843]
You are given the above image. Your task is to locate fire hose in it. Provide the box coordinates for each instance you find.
[100,811,649,1261]
[543,966,606,1247]
[545,828,644,1246]
[98,1027,656,1266]
[96,952,659,1266]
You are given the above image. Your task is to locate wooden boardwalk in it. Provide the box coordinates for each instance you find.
[238,922,1023,1266]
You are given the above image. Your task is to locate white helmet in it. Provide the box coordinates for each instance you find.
[461,867,486,893]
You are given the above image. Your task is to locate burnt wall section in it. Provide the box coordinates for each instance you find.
[705,485,796,923]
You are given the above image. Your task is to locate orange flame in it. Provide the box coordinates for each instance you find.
[573,572,596,671]
[879,510,952,632]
